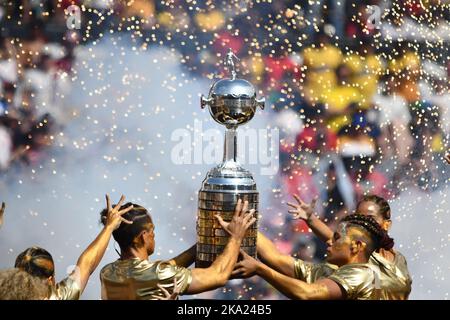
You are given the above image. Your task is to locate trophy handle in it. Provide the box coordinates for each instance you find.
[200,95,212,109]
[256,97,265,110]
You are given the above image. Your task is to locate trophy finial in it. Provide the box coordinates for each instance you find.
[224,48,239,80]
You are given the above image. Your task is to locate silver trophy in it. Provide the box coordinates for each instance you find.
[196,49,265,267]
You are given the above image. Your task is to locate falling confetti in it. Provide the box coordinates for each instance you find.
[0,0,448,300]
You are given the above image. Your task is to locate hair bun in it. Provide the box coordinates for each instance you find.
[99,208,108,226]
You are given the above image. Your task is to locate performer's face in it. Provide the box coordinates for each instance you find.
[326,223,366,266]
[355,201,391,231]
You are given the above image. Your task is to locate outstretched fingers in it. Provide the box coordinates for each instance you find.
[118,204,134,215]
[240,200,249,217]
[157,284,170,297]
[105,194,112,212]
[311,196,318,209]
[242,209,255,222]
[245,217,257,229]
[239,248,250,257]
[234,199,243,218]
[172,277,182,295]
[120,217,133,224]
[231,268,245,276]
[155,278,181,300]
[215,214,228,231]
[293,194,305,206]
[113,195,126,211]
[287,202,299,209]
[242,209,256,228]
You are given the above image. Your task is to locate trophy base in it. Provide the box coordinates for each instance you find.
[195,164,259,268]
[195,251,258,268]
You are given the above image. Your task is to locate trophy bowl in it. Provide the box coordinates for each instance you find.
[201,78,264,128]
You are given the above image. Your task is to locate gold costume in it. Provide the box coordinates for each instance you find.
[369,250,412,300]
[294,259,381,300]
[49,277,81,300]
[294,259,337,283]
[294,249,412,300]
[328,264,382,300]
[100,258,192,300]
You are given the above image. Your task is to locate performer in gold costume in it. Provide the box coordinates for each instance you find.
[14,194,135,300]
[99,199,256,300]
[233,214,394,299]
[287,194,411,299]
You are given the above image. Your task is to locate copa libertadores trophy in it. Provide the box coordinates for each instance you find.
[196,49,265,267]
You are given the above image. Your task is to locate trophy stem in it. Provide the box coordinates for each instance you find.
[223,127,238,163]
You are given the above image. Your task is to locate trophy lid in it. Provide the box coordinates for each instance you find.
[209,78,256,99]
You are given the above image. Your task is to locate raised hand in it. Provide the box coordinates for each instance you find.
[0,202,5,228]
[445,153,450,164]
[104,194,133,230]
[287,195,317,222]
[155,277,182,300]
[232,249,260,278]
[215,199,256,240]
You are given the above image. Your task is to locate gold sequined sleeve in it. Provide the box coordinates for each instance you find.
[294,259,315,282]
[51,276,81,300]
[294,259,337,283]
[151,261,192,298]
[328,264,375,300]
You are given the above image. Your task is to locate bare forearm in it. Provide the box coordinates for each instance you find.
[76,226,113,292]
[307,215,333,242]
[169,244,196,267]
[209,237,241,280]
[256,262,329,300]
[188,237,241,294]
[257,232,295,277]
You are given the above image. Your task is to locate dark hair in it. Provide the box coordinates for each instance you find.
[15,247,55,279]
[100,202,152,249]
[357,194,391,220]
[342,214,395,251]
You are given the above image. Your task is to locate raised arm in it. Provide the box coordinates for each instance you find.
[256,232,296,277]
[288,195,333,242]
[168,244,196,268]
[235,250,344,300]
[186,199,256,294]
[306,215,333,242]
[73,195,133,294]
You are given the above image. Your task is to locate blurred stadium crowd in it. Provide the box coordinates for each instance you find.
[0,0,448,299]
